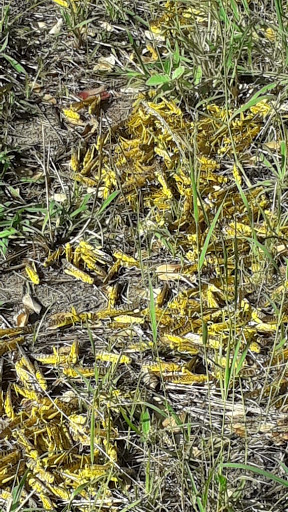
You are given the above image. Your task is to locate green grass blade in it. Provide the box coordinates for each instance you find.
[97,190,120,215]
[140,408,150,441]
[0,34,8,53]
[149,278,157,345]
[185,462,206,512]
[10,469,29,512]
[90,401,95,464]
[2,53,26,74]
[199,199,224,271]
[231,83,277,119]
[70,193,92,218]
[244,236,278,272]
[222,463,288,487]
[120,407,141,435]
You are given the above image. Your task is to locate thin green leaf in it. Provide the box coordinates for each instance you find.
[185,462,206,512]
[279,461,288,475]
[199,199,224,270]
[140,401,167,418]
[172,65,185,80]
[154,232,175,255]
[0,34,9,53]
[70,193,92,218]
[120,499,144,512]
[0,227,17,238]
[126,30,149,77]
[163,59,171,75]
[194,65,202,85]
[97,190,120,215]
[244,236,278,272]
[2,53,26,74]
[71,482,90,500]
[190,166,199,224]
[230,0,240,21]
[241,0,250,14]
[140,408,150,440]
[173,41,180,65]
[120,407,141,435]
[90,402,95,464]
[280,140,287,181]
[123,9,149,27]
[146,74,171,86]
[235,341,253,376]
[149,278,157,344]
[11,469,29,512]
[221,463,288,487]
[231,83,277,119]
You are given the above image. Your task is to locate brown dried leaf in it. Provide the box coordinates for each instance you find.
[14,308,29,327]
